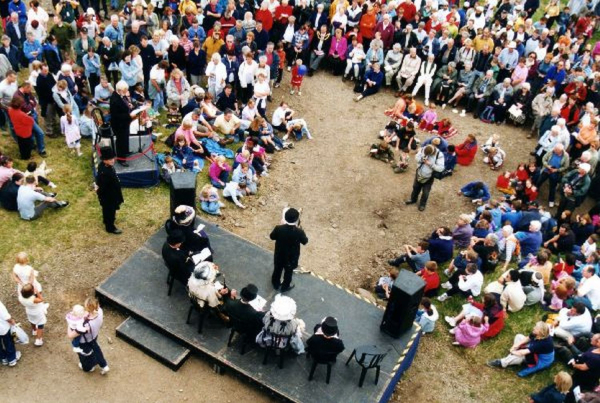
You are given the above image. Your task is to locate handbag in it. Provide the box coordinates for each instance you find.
[11,324,29,344]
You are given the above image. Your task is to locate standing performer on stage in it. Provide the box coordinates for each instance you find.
[270,207,308,292]
[95,147,124,234]
[109,81,136,167]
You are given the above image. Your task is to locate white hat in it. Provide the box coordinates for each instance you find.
[508,42,516,49]
[87,7,95,15]
[270,295,297,321]
[579,163,591,174]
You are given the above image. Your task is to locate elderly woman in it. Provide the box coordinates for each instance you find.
[167,37,187,73]
[8,97,34,159]
[166,69,191,108]
[97,36,120,86]
[507,82,533,126]
[187,262,230,313]
[52,79,79,119]
[67,298,110,374]
[257,294,305,354]
[536,125,570,164]
[431,61,457,106]
[383,43,403,86]
[205,53,227,99]
[488,321,555,377]
[109,80,137,165]
[447,62,476,108]
[327,27,347,76]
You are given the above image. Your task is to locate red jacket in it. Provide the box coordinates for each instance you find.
[274,5,293,24]
[419,270,440,294]
[471,301,506,340]
[375,21,394,49]
[7,107,33,138]
[359,12,377,39]
[399,2,417,23]
[255,9,274,32]
[455,141,478,166]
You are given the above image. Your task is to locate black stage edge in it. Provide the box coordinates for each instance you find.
[92,135,159,188]
[96,219,421,403]
[116,317,191,371]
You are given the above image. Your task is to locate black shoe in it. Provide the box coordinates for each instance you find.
[280,283,295,292]
[118,161,129,167]
[267,95,273,102]
[404,200,416,205]
[39,151,47,157]
[418,205,426,211]
[272,283,280,290]
[48,192,57,198]
[108,228,123,234]
[487,360,502,368]
[388,259,399,267]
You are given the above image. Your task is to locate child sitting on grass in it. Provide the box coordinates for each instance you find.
[24,161,56,189]
[451,315,489,347]
[160,155,181,183]
[208,155,232,189]
[416,298,438,334]
[375,267,399,300]
[369,141,394,163]
[418,104,437,132]
[60,105,82,156]
[172,134,202,172]
[199,184,224,215]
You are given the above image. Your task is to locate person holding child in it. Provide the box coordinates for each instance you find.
[67,297,110,374]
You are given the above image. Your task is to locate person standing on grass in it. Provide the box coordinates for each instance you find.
[18,283,48,347]
[405,144,444,212]
[0,300,21,366]
[68,297,110,375]
[95,147,124,235]
[270,207,308,292]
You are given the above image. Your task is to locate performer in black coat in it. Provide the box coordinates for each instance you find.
[95,147,124,234]
[224,284,265,338]
[109,81,134,166]
[269,207,308,292]
[165,205,213,258]
[306,317,345,361]
[162,230,195,284]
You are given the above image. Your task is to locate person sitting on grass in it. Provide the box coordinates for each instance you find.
[458,181,491,204]
[172,134,202,172]
[232,163,258,196]
[426,227,454,264]
[208,156,232,189]
[199,184,224,216]
[484,269,527,313]
[416,298,438,334]
[417,261,440,297]
[451,315,489,348]
[529,371,572,403]
[17,176,68,221]
[445,293,505,340]
[388,241,430,272]
[222,180,246,209]
[552,302,593,345]
[369,140,394,163]
[375,267,399,300]
[438,262,483,302]
[488,321,555,377]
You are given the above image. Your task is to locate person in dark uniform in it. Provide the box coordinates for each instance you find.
[161,230,195,284]
[269,207,308,292]
[224,284,266,339]
[164,205,213,258]
[109,80,134,166]
[95,147,124,234]
[306,316,345,360]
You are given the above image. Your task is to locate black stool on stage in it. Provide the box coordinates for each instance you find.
[227,317,253,355]
[345,345,388,387]
[186,292,210,334]
[262,333,292,369]
[307,351,339,384]
[170,172,197,216]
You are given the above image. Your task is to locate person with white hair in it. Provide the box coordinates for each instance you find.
[507,220,543,267]
[383,43,403,86]
[125,20,142,49]
[104,15,125,50]
[166,68,191,107]
[205,52,227,99]
[238,51,258,104]
[109,81,137,165]
[395,47,421,95]
[556,163,592,218]
[507,81,532,126]
[537,143,570,208]
[529,86,554,138]
[447,62,476,109]
[580,149,598,177]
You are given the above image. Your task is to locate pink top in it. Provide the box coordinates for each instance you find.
[208,162,231,182]
[0,166,16,188]
[60,115,81,145]
[329,36,348,60]
[455,320,489,348]
[511,64,529,83]
[421,110,438,125]
[176,127,195,145]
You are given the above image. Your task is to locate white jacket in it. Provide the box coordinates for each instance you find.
[399,55,421,78]
[557,307,593,336]
[238,60,259,88]
[419,60,437,79]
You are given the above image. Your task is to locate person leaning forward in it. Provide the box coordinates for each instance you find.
[405,144,445,211]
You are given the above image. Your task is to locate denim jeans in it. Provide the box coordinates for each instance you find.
[201,200,221,215]
[32,121,46,153]
[152,91,165,111]
[0,331,16,363]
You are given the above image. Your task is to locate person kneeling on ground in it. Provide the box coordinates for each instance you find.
[488,321,555,377]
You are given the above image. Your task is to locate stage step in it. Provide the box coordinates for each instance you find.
[116,317,191,371]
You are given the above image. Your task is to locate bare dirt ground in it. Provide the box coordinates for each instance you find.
[1,72,546,403]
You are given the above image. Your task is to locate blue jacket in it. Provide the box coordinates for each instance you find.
[364,69,383,88]
[8,1,27,25]
[82,54,101,77]
[530,384,566,403]
[443,151,457,171]
[428,231,454,264]
[23,40,42,63]
[0,45,20,71]
[460,181,491,201]
[119,60,142,87]
[423,136,448,152]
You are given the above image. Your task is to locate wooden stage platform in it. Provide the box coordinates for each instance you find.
[96,219,421,403]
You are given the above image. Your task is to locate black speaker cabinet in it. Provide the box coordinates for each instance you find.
[380,269,425,338]
[169,172,197,216]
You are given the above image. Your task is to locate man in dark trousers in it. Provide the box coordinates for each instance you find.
[224,284,266,339]
[95,147,124,234]
[270,207,308,292]
[306,316,345,360]
[162,230,195,284]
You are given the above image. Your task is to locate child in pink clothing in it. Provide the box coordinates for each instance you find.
[452,316,489,348]
[208,156,232,189]
[418,105,438,132]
